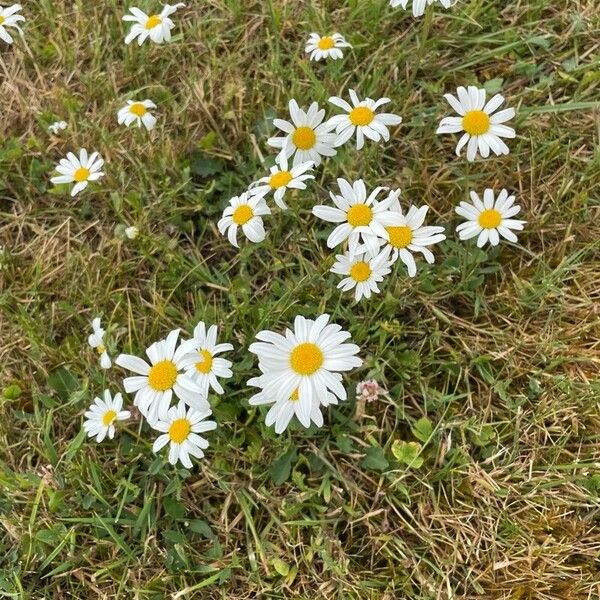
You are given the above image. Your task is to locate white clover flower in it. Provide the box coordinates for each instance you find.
[0,4,24,44]
[48,121,67,135]
[217,192,270,248]
[456,188,526,247]
[305,33,351,61]
[125,226,139,239]
[88,317,111,369]
[328,89,402,150]
[248,156,315,210]
[123,3,185,45]
[436,85,516,161]
[117,100,157,130]
[83,391,130,443]
[50,149,105,197]
[267,100,338,168]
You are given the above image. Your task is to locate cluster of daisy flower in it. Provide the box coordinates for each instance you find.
[83,315,362,467]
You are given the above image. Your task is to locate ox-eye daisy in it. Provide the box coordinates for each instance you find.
[83,390,130,443]
[218,192,270,248]
[50,149,105,197]
[48,121,67,135]
[0,4,24,44]
[152,401,216,468]
[180,321,233,396]
[115,329,208,424]
[456,189,526,248]
[267,100,337,168]
[305,33,351,62]
[376,192,446,277]
[328,90,402,151]
[436,85,516,161]
[248,314,362,427]
[117,100,157,130]
[248,157,314,210]
[88,317,111,369]
[248,376,339,434]
[389,0,454,17]
[312,179,402,255]
[331,248,393,302]
[123,3,185,45]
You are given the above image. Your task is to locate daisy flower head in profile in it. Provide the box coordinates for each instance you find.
[218,192,270,248]
[377,191,446,277]
[248,157,315,210]
[305,33,352,62]
[123,3,185,45]
[267,99,337,168]
[436,85,516,162]
[88,317,111,369]
[248,314,362,427]
[151,400,216,468]
[328,89,402,151]
[456,188,526,248]
[48,121,67,135]
[180,321,233,396]
[331,247,393,302]
[248,376,339,434]
[115,328,209,425]
[117,99,157,131]
[389,0,455,17]
[50,149,105,197]
[312,179,403,255]
[83,390,130,443]
[0,4,24,44]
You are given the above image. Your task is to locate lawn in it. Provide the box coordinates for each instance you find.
[1,0,600,598]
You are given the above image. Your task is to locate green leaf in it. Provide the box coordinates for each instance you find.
[47,367,79,400]
[270,448,297,485]
[188,520,215,539]
[3,384,22,399]
[162,496,186,520]
[412,417,433,442]
[272,558,290,577]
[360,447,389,472]
[391,441,424,469]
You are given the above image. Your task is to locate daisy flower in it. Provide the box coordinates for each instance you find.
[48,121,67,135]
[117,100,157,130]
[115,329,209,424]
[328,89,402,150]
[180,321,234,396]
[217,192,270,248]
[377,192,446,277]
[123,3,185,46]
[436,85,516,161]
[455,188,526,248]
[0,4,24,44]
[267,99,337,168]
[312,178,403,255]
[248,157,315,210]
[389,0,454,17]
[50,149,105,197]
[305,33,351,62]
[248,376,339,434]
[151,400,216,468]
[88,317,111,369]
[248,314,362,427]
[331,248,393,302]
[83,390,130,443]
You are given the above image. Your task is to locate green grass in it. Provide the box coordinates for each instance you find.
[1,0,600,597]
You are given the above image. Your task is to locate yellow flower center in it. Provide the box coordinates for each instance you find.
[318,36,335,50]
[292,126,317,150]
[102,410,117,427]
[148,360,178,392]
[73,167,90,182]
[462,110,491,136]
[96,344,106,355]
[169,418,191,444]
[349,106,375,127]
[195,349,213,374]
[269,171,293,189]
[129,103,147,117]
[478,208,502,229]
[350,261,372,282]
[232,205,254,225]
[0,16,5,26]
[386,225,413,249]
[290,389,300,402]
[290,343,324,376]
[145,15,162,29]
[347,204,373,227]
